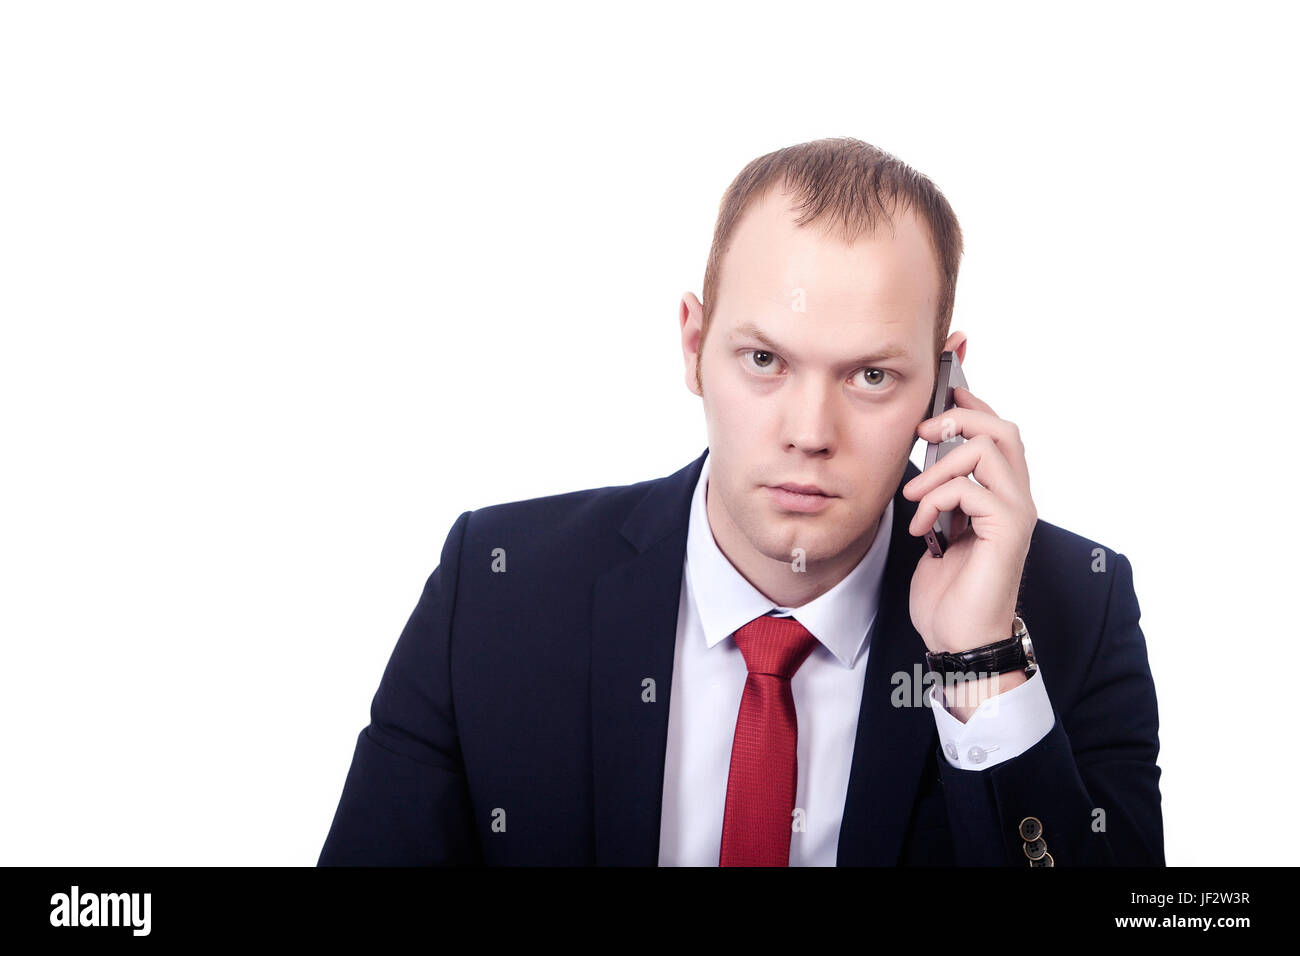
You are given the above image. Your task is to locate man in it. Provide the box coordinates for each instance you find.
[318,137,1163,866]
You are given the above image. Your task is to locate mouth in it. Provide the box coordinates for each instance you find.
[764,483,837,513]
[771,482,833,497]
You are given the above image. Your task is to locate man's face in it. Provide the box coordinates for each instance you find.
[681,185,945,577]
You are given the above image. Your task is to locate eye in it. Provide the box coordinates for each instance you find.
[853,368,895,391]
[742,349,783,375]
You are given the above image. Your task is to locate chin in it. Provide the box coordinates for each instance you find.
[754,524,833,558]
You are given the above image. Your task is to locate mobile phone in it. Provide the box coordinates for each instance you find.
[922,350,969,557]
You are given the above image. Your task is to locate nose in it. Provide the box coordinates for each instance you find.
[782,377,838,456]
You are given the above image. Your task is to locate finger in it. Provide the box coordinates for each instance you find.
[907,475,1001,537]
[908,473,1036,544]
[905,433,1024,503]
[953,385,996,418]
[916,406,1030,492]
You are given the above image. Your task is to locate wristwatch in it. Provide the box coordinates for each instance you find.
[925,616,1037,680]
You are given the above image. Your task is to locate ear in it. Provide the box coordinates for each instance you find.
[680,292,705,397]
[942,330,968,365]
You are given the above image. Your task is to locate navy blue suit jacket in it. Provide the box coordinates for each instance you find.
[318,447,1163,866]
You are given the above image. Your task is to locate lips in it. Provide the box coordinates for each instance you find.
[771,483,833,497]
[765,483,836,513]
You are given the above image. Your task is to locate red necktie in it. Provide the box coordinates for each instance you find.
[719,612,820,867]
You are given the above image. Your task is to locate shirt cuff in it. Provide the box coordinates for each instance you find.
[929,666,1054,771]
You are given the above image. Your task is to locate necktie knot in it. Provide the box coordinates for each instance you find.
[731,613,819,680]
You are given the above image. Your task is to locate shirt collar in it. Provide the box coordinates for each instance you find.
[684,451,892,668]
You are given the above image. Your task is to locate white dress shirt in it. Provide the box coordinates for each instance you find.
[656,452,1054,866]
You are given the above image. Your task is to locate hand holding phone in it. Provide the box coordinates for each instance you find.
[921,350,969,557]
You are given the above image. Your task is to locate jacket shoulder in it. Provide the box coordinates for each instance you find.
[1027,516,1123,570]
[469,472,661,541]
[1022,516,1134,615]
[449,470,676,591]
[1019,516,1147,707]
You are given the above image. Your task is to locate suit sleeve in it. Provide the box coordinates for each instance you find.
[318,509,482,865]
[934,552,1164,865]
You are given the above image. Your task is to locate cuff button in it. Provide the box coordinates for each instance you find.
[1018,816,1043,841]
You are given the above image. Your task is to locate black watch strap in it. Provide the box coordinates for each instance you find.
[925,617,1036,678]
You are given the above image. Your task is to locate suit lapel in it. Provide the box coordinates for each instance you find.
[591,449,706,865]
[836,457,937,865]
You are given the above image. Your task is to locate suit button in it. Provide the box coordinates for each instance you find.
[1023,837,1047,860]
[967,746,987,764]
[1018,816,1043,841]
[944,742,958,761]
[1029,851,1054,867]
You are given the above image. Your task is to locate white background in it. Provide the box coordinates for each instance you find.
[1,0,1293,866]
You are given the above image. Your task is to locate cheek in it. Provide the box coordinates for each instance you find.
[704,379,767,443]
[845,412,924,481]
[854,401,923,443]
[882,393,928,443]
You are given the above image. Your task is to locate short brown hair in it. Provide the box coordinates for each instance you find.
[697,136,963,392]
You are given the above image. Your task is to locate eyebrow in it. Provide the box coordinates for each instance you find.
[729,323,913,366]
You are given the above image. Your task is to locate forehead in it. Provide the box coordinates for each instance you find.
[715,185,940,338]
